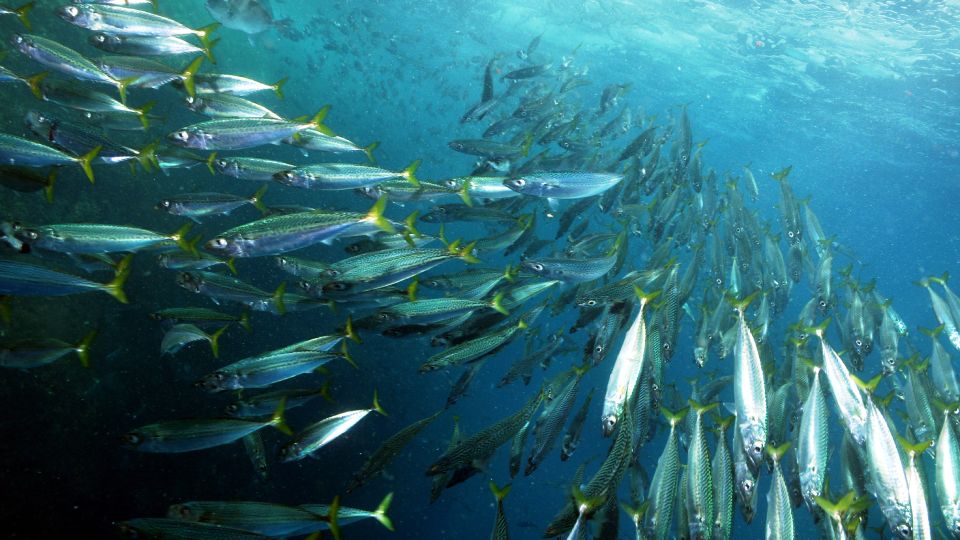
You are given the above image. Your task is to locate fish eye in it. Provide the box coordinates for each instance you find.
[325,282,350,291]
[513,178,526,187]
[594,345,603,354]
[530,263,544,272]
[377,313,390,320]
[175,130,190,141]
[743,479,754,491]
[121,433,141,445]
[603,416,616,430]
[215,159,227,168]
[443,180,457,189]
[896,524,911,537]
[225,403,238,414]
[715,278,722,285]
[855,339,862,347]
[587,300,597,306]
[62,6,79,17]
[210,238,227,248]
[160,201,171,208]
[752,442,763,454]
[93,34,106,43]
[24,230,38,240]
[787,231,794,238]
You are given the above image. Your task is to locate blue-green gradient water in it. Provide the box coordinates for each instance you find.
[1,1,959,539]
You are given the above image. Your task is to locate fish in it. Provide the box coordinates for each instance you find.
[523,250,619,284]
[425,388,543,477]
[160,324,227,358]
[765,442,795,540]
[168,500,333,537]
[206,0,278,35]
[419,318,528,372]
[730,293,768,471]
[186,92,281,119]
[10,33,130,102]
[935,408,960,539]
[155,186,268,221]
[504,171,624,200]
[898,437,932,540]
[796,363,829,515]
[345,410,443,493]
[176,271,287,313]
[0,133,100,183]
[117,518,274,540]
[278,393,386,462]
[31,78,155,128]
[167,109,328,151]
[15,222,192,255]
[601,288,658,436]
[0,1,33,29]
[686,400,717,540]
[211,155,294,181]
[0,165,56,201]
[177,72,288,99]
[89,32,215,62]
[225,386,330,418]
[712,415,735,540]
[864,396,913,539]
[149,307,250,331]
[242,432,268,480]
[274,160,420,190]
[525,366,585,475]
[204,195,393,258]
[489,482,512,540]
[0,329,96,369]
[122,399,290,453]
[0,254,130,302]
[296,493,394,534]
[56,5,218,60]
[195,349,342,392]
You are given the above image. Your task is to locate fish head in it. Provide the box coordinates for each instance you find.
[9,34,37,56]
[155,199,174,212]
[167,129,195,147]
[892,521,912,539]
[24,110,53,134]
[694,347,706,367]
[277,441,302,463]
[880,350,897,374]
[175,272,203,293]
[194,371,229,392]
[56,5,86,24]
[223,402,245,417]
[205,237,236,257]
[601,414,617,437]
[119,431,144,449]
[89,33,121,48]
[521,260,550,277]
[272,170,299,186]
[503,177,527,193]
[166,503,198,521]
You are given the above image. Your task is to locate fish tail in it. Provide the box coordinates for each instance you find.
[765,441,792,462]
[402,159,421,187]
[520,133,533,157]
[362,141,379,163]
[250,184,269,214]
[105,254,133,304]
[372,390,387,416]
[661,405,689,425]
[135,141,159,173]
[135,100,156,129]
[366,195,395,234]
[373,492,395,531]
[116,76,137,106]
[273,76,289,100]
[180,55,205,99]
[339,339,357,369]
[770,165,793,181]
[327,496,342,540]
[406,277,418,301]
[204,38,220,64]
[239,309,251,332]
[503,264,517,282]
[205,151,218,175]
[269,397,293,436]
[78,145,101,184]
[319,379,335,404]
[687,399,718,415]
[571,484,604,513]
[713,413,735,433]
[272,282,287,315]
[457,177,474,207]
[224,257,237,276]
[895,436,932,457]
[149,0,159,12]
[633,285,661,304]
[489,481,511,502]
[196,23,220,63]
[171,222,194,254]
[403,210,421,239]
[814,493,853,516]
[490,291,509,316]
[851,373,882,395]
[918,324,944,338]
[802,318,831,338]
[43,169,57,203]
[14,1,33,30]
[24,71,46,100]
[458,241,480,264]
[208,325,228,358]
[74,329,98,368]
[343,315,361,344]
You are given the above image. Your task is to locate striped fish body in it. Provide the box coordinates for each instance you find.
[19,223,175,254]
[687,409,714,540]
[733,310,767,470]
[216,157,293,181]
[279,408,374,462]
[58,4,200,37]
[11,34,116,86]
[123,417,275,453]
[197,351,336,391]
[936,416,960,539]
[765,462,794,540]
[169,118,314,151]
[797,368,829,513]
[0,133,81,168]
[206,210,380,258]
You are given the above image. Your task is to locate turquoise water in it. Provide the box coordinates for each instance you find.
[1,1,959,538]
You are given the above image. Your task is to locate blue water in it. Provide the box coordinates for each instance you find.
[2,1,959,538]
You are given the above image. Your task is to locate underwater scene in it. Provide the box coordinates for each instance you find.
[1,0,959,538]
